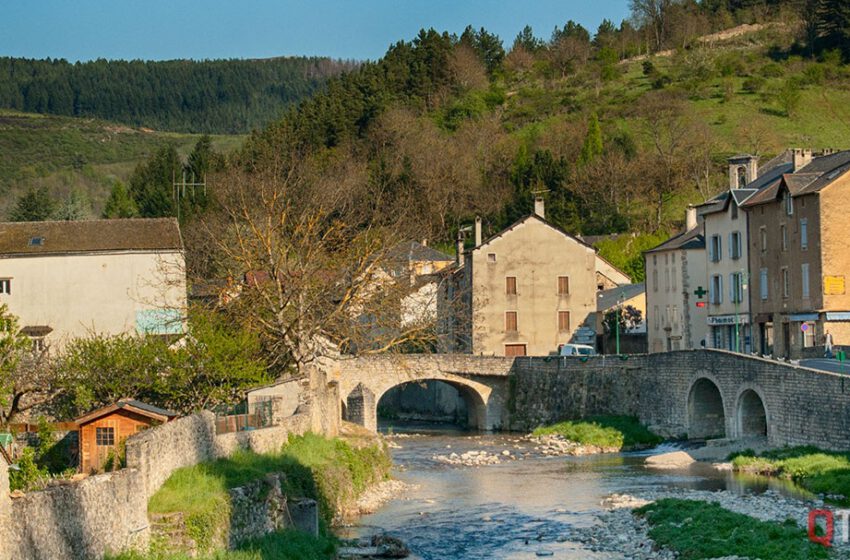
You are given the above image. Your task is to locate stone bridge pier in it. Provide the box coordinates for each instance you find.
[321,355,514,432]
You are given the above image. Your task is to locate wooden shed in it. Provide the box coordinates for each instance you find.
[75,399,177,473]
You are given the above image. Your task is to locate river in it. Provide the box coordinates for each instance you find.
[345,423,813,559]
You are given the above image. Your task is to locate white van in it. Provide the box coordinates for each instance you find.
[558,343,597,357]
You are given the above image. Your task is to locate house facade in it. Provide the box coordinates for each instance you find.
[440,199,630,356]
[0,218,186,350]
[742,149,850,359]
[644,208,708,353]
[696,152,794,353]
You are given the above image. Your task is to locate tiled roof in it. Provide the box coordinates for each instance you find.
[0,218,182,256]
[387,241,453,263]
[597,283,645,311]
[645,226,704,253]
[741,150,850,207]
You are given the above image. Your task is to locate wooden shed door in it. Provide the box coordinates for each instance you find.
[504,344,527,357]
[93,420,117,471]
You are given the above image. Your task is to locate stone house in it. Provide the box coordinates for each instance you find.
[0,218,187,350]
[644,208,708,353]
[439,199,630,357]
[696,152,793,353]
[741,149,850,359]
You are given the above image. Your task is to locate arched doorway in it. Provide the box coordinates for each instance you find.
[737,389,767,438]
[687,378,726,439]
[377,379,488,430]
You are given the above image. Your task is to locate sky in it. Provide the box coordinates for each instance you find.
[0,1,632,62]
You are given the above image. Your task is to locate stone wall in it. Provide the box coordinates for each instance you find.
[509,350,850,450]
[4,377,326,560]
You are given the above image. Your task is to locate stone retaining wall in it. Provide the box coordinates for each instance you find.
[1,409,317,559]
[509,350,850,450]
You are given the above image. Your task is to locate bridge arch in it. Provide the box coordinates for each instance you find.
[735,386,768,439]
[375,379,487,429]
[687,376,727,440]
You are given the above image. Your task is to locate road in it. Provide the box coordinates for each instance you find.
[800,358,850,374]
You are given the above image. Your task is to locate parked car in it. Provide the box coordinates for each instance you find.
[558,343,597,357]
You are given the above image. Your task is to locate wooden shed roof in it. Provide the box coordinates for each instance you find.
[74,399,178,426]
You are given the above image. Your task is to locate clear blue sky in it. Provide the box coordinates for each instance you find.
[0,1,631,62]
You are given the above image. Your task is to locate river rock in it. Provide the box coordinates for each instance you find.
[644,451,695,469]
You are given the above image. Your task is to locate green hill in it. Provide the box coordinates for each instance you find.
[0,110,243,217]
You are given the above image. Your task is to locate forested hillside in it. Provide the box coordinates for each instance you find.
[226,0,850,279]
[0,56,355,133]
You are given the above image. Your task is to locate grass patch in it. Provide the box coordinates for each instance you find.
[105,529,336,560]
[731,446,850,503]
[635,498,828,560]
[531,415,662,449]
[147,432,390,554]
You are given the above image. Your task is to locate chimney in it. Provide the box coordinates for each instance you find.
[534,197,545,219]
[685,206,697,231]
[474,217,482,247]
[792,148,813,172]
[728,155,759,189]
[456,235,465,267]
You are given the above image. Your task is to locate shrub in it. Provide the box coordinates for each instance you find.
[742,76,766,93]
[760,62,784,78]
[532,415,662,448]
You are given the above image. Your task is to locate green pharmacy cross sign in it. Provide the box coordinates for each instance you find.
[694,286,707,298]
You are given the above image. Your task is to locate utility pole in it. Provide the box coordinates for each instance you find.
[172,169,207,221]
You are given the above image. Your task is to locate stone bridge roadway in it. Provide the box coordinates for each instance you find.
[320,350,850,451]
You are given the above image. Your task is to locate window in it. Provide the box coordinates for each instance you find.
[760,227,767,252]
[782,267,790,298]
[31,337,46,353]
[28,236,44,247]
[558,311,570,332]
[505,311,517,332]
[557,276,570,295]
[760,268,768,300]
[731,203,739,220]
[737,166,747,188]
[730,231,742,260]
[95,427,115,446]
[710,235,722,262]
[672,306,679,329]
[801,219,808,250]
[653,306,660,330]
[802,263,810,299]
[505,277,517,295]
[504,344,527,357]
[665,267,670,292]
[781,224,787,251]
[730,272,744,304]
[671,263,677,292]
[652,269,658,292]
[786,194,794,216]
[0,279,9,295]
[487,253,496,263]
[710,274,723,305]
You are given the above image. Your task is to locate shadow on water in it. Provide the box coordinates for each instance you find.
[348,430,817,559]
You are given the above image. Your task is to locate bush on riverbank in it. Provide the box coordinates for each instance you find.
[532,415,662,448]
[731,446,850,503]
[145,432,390,556]
[106,529,336,560]
[635,498,828,559]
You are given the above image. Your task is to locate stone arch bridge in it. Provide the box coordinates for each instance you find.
[319,350,850,450]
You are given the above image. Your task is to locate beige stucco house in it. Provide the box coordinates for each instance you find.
[439,199,630,357]
[742,149,850,359]
[0,218,186,350]
[644,208,708,353]
[696,152,793,353]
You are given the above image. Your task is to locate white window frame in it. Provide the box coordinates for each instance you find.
[786,194,794,216]
[801,219,808,250]
[0,278,10,295]
[781,224,787,252]
[760,226,767,253]
[782,267,790,299]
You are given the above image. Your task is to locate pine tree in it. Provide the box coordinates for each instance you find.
[9,187,57,222]
[102,182,139,219]
[578,112,604,166]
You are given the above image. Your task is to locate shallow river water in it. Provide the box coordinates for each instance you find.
[345,424,812,560]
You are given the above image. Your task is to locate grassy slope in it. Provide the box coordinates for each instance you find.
[732,446,850,504]
[635,498,828,559]
[0,109,243,217]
